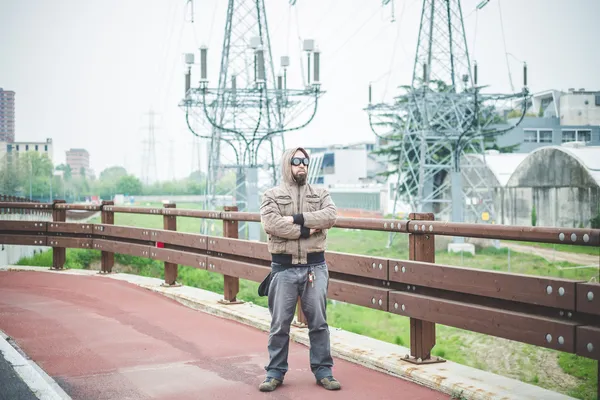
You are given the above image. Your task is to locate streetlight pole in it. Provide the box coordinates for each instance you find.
[29,156,32,201]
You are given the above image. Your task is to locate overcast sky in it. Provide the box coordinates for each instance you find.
[1,0,598,181]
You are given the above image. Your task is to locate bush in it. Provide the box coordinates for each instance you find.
[590,206,600,229]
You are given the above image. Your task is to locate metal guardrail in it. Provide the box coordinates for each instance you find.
[0,200,598,396]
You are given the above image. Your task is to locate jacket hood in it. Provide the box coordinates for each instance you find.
[281,147,309,187]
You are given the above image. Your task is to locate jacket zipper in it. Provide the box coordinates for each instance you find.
[297,188,301,264]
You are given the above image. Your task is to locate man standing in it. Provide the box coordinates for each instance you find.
[258,147,341,392]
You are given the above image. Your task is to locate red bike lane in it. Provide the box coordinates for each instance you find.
[0,271,447,400]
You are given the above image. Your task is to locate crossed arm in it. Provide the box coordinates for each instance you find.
[260,192,302,239]
[260,190,336,239]
[299,191,337,229]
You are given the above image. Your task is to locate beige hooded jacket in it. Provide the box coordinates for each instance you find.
[259,147,337,265]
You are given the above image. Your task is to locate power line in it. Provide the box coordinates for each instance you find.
[168,139,176,181]
[141,110,158,185]
[321,13,392,80]
[325,6,381,61]
[470,8,479,63]
[382,0,407,101]
[497,0,514,92]
[153,1,179,103]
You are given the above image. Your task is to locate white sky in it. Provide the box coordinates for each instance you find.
[1,0,599,181]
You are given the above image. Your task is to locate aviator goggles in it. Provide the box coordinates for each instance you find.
[291,157,309,166]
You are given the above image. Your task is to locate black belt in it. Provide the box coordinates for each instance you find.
[271,251,325,266]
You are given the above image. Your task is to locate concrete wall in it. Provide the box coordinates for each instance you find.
[498,186,599,228]
[322,148,369,186]
[561,92,600,125]
[0,213,52,266]
[0,211,99,266]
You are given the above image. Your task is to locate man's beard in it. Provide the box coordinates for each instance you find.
[293,172,307,185]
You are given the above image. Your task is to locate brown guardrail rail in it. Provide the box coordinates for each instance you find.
[0,201,598,392]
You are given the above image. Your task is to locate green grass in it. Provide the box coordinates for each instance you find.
[511,240,600,257]
[14,208,598,399]
[89,202,225,236]
[326,228,597,281]
[17,248,100,269]
[558,354,598,400]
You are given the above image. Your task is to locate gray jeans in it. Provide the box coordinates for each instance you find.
[265,263,333,381]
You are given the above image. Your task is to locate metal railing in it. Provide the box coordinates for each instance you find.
[0,200,598,396]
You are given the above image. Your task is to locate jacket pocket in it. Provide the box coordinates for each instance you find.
[269,236,287,253]
[306,232,327,253]
[275,196,293,216]
[305,195,320,212]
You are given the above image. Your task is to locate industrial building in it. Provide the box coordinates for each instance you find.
[0,88,15,143]
[444,143,600,228]
[0,138,54,163]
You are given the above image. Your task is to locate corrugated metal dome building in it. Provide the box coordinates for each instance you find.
[442,144,600,228]
[503,144,600,228]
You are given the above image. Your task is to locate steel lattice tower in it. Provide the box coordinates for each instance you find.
[367,0,529,240]
[181,0,323,239]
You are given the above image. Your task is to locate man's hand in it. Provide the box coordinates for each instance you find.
[284,216,294,224]
[310,229,321,235]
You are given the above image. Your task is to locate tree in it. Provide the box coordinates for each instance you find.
[56,164,72,181]
[590,205,600,229]
[99,166,127,181]
[17,152,54,198]
[116,175,143,195]
[188,170,206,182]
[372,79,526,207]
[0,152,56,199]
[0,158,20,194]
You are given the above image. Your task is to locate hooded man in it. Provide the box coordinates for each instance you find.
[258,147,341,392]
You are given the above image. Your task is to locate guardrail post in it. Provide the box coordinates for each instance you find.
[408,212,441,364]
[51,200,66,270]
[220,206,243,304]
[100,201,115,274]
[162,202,180,286]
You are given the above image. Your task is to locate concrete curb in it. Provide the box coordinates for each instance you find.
[1,266,576,400]
[0,330,71,400]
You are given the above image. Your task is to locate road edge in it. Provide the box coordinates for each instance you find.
[0,330,71,400]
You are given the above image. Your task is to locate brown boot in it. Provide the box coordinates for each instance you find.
[317,376,341,390]
[259,377,282,392]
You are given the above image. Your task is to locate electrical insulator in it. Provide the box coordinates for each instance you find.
[277,75,283,90]
[184,53,195,65]
[307,53,311,85]
[250,36,261,49]
[303,39,314,52]
[313,50,320,83]
[423,63,428,83]
[200,47,208,81]
[368,83,372,104]
[474,61,478,86]
[185,68,191,96]
[523,62,528,87]
[256,48,265,82]
[232,75,237,92]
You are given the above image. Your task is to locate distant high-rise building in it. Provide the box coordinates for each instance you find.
[0,88,16,143]
[66,148,90,178]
